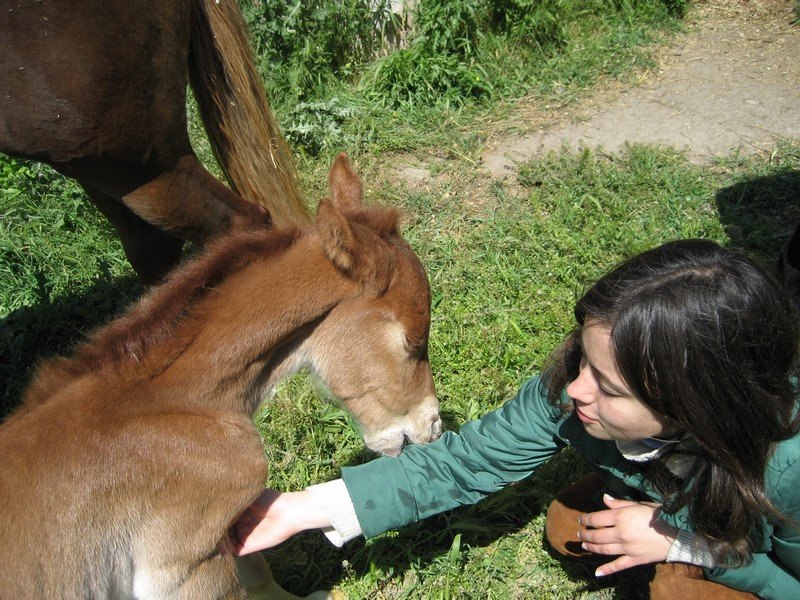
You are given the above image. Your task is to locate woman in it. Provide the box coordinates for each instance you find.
[231,239,800,599]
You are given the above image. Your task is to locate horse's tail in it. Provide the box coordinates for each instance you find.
[188,0,310,226]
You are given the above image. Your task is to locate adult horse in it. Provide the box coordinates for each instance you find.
[0,154,442,598]
[1,0,308,283]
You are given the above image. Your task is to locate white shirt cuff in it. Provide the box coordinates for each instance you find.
[305,478,363,548]
[666,528,717,568]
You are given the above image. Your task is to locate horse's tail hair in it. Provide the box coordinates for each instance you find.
[189,0,310,226]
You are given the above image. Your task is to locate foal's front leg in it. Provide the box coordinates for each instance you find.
[236,553,344,600]
[130,413,269,599]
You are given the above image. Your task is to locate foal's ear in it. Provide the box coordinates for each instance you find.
[317,197,356,271]
[316,198,395,295]
[328,153,363,211]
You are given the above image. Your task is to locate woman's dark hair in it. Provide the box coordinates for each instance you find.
[544,239,800,564]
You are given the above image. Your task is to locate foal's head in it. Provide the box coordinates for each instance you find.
[306,154,441,456]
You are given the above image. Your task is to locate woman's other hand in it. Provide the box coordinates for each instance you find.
[578,494,678,577]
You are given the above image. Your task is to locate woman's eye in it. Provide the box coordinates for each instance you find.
[600,387,620,398]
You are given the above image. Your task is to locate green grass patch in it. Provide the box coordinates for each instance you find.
[252,141,798,598]
[0,156,138,415]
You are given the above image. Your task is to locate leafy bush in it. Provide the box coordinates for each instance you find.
[358,0,493,107]
[413,0,483,58]
[485,0,567,49]
[241,0,393,102]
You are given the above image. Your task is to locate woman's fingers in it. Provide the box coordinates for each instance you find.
[581,540,626,556]
[578,509,617,529]
[601,494,638,509]
[578,526,622,546]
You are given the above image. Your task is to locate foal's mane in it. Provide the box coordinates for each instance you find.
[346,206,402,239]
[22,205,403,409]
[23,225,302,407]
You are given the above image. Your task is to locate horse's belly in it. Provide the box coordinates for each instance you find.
[0,0,191,165]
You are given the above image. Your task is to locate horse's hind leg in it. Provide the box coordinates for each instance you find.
[235,554,343,600]
[82,185,184,284]
[119,155,271,241]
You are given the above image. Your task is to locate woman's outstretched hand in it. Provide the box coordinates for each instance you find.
[228,489,333,556]
[578,494,678,577]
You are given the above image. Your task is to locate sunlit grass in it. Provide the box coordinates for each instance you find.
[256,141,798,598]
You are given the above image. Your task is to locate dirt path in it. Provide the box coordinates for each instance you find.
[482,0,800,177]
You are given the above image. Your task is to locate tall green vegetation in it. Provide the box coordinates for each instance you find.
[240,0,390,102]
[239,0,685,156]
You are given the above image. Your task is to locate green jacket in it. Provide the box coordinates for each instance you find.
[342,376,800,599]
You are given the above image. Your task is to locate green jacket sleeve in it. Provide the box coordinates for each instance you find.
[704,442,800,599]
[341,376,566,538]
[704,521,800,599]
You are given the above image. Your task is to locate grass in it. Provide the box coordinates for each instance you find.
[253,140,799,598]
[0,156,138,411]
[2,141,799,598]
[1,0,799,597]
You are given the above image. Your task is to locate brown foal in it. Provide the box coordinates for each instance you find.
[0,154,441,598]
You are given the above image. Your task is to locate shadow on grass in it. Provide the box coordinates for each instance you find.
[0,273,141,418]
[714,167,800,267]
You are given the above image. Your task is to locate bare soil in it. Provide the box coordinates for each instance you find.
[481,0,800,177]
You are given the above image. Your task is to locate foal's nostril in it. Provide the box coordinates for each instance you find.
[384,436,409,457]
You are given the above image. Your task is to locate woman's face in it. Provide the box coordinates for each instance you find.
[566,318,680,441]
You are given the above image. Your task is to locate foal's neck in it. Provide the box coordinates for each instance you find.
[144,237,350,415]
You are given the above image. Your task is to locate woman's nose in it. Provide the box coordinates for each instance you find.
[566,366,594,405]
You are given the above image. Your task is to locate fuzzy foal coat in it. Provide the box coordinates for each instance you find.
[0,156,440,598]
